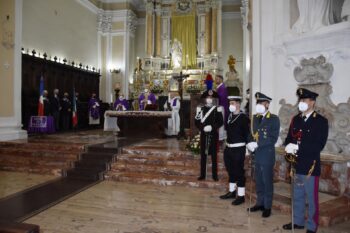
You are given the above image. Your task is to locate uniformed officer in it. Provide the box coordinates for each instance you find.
[195,90,224,181]
[246,92,280,218]
[219,96,253,205]
[282,88,328,233]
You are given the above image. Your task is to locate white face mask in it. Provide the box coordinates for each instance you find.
[229,105,236,113]
[255,104,266,114]
[298,102,308,112]
[206,98,213,105]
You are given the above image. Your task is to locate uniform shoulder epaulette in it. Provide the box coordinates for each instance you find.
[217,106,223,112]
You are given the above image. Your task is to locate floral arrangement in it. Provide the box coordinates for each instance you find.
[186,84,202,94]
[186,134,201,155]
[150,84,163,94]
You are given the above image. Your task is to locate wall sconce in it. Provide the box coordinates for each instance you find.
[110,68,121,74]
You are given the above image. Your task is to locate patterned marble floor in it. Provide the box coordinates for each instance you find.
[25,181,350,233]
[0,171,56,199]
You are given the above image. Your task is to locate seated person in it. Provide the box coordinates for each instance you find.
[138,88,156,110]
[114,94,128,111]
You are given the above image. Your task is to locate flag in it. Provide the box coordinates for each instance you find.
[72,87,78,127]
[37,76,44,116]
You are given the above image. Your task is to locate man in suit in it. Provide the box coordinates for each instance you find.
[246,92,280,218]
[50,88,61,131]
[282,88,328,233]
[219,96,253,205]
[195,89,223,181]
[61,92,72,131]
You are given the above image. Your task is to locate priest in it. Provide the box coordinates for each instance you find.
[114,93,129,111]
[164,90,180,136]
[138,88,156,110]
[88,93,100,125]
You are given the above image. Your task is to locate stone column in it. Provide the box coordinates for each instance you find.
[205,5,211,55]
[155,6,161,57]
[146,1,154,57]
[241,0,250,107]
[211,1,218,54]
[0,0,27,140]
[217,0,222,56]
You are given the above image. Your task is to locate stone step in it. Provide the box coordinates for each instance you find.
[81,152,116,161]
[107,172,227,191]
[87,145,119,154]
[0,148,79,161]
[66,168,105,181]
[0,141,84,153]
[111,162,228,177]
[74,160,110,171]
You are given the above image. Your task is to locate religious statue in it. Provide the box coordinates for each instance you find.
[227,55,237,73]
[134,57,143,73]
[292,0,330,33]
[171,38,183,71]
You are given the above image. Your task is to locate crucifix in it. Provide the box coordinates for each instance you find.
[172,71,189,140]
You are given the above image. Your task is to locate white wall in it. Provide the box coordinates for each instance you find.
[22,0,98,68]
[221,18,243,80]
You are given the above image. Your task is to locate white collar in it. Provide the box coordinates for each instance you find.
[262,111,268,118]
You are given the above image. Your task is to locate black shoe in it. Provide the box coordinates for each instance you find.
[282,223,305,230]
[247,205,264,212]
[262,209,271,218]
[306,230,316,233]
[212,176,219,181]
[232,196,245,205]
[197,176,205,181]
[220,191,236,199]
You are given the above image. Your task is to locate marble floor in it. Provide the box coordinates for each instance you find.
[25,181,350,233]
[0,171,56,199]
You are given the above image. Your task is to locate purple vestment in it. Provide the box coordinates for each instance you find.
[138,93,156,110]
[114,98,129,111]
[216,83,229,126]
[88,97,100,119]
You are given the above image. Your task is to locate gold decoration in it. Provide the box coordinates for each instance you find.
[227,55,237,73]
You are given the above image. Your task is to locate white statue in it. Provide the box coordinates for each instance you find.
[342,0,350,21]
[171,38,183,71]
[292,0,330,34]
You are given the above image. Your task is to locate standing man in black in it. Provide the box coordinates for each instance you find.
[61,92,72,131]
[51,88,61,131]
[195,90,223,181]
[282,88,328,233]
[219,96,253,205]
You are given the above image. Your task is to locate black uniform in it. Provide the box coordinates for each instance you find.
[50,95,61,130]
[224,112,252,187]
[61,97,71,130]
[195,105,223,180]
[43,97,51,116]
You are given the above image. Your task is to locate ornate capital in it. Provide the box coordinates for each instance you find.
[127,11,138,34]
[145,0,155,13]
[97,11,112,33]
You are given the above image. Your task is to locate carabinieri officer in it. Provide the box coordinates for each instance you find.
[246,92,280,218]
[283,88,328,233]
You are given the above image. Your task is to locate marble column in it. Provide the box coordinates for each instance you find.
[211,3,217,54]
[146,1,154,57]
[241,0,250,108]
[0,0,27,140]
[205,6,211,55]
[155,9,161,57]
[217,0,222,56]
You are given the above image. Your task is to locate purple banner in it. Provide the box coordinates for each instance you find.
[29,116,48,128]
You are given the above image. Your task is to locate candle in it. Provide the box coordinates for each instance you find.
[110,93,113,103]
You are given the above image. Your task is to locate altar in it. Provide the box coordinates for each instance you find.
[105,110,172,138]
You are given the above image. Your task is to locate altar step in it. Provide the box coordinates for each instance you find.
[0,141,84,175]
[107,139,350,227]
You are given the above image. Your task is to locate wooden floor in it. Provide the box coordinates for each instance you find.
[0,171,56,199]
[24,181,350,233]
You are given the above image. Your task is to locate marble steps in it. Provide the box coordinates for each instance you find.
[0,141,84,153]
[111,162,228,177]
[107,172,228,190]
[65,167,105,181]
[0,147,79,161]
[87,145,119,154]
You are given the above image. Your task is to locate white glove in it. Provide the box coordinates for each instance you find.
[147,100,152,104]
[247,142,258,152]
[285,143,299,155]
[203,125,212,132]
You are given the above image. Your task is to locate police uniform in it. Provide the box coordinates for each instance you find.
[195,90,224,181]
[283,88,328,233]
[220,96,253,205]
[248,92,280,218]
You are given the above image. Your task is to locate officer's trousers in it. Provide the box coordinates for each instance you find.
[293,174,319,232]
[255,162,274,209]
[200,133,218,179]
[223,146,246,187]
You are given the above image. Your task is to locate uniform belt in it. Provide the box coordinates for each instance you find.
[226,142,246,148]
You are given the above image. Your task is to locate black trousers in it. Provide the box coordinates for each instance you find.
[200,133,218,178]
[224,146,246,187]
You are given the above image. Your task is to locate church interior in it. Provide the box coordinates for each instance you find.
[0,0,350,232]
